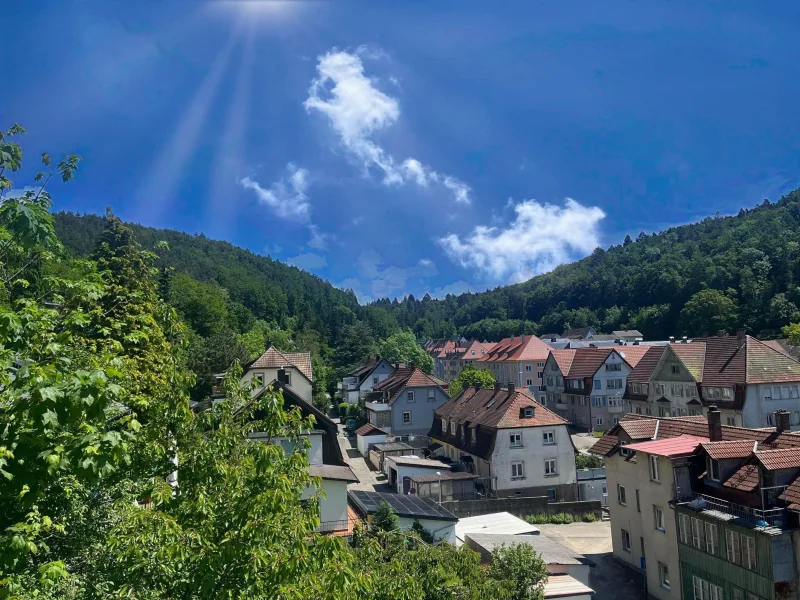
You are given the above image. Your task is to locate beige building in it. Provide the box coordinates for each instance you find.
[241,346,314,403]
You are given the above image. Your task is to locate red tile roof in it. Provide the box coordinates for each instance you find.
[250,347,313,381]
[614,346,652,368]
[723,463,760,492]
[755,447,800,470]
[624,434,708,457]
[478,335,552,363]
[589,435,618,456]
[355,423,388,437]
[459,340,496,361]
[701,440,758,460]
[626,346,667,383]
[371,367,448,403]
[566,348,614,378]
[779,478,800,509]
[549,349,576,375]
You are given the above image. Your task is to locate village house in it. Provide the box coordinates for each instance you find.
[425,337,468,381]
[626,333,800,429]
[477,335,551,404]
[544,346,651,431]
[429,382,577,500]
[591,407,800,600]
[446,339,496,381]
[338,356,396,404]
[240,346,314,403]
[363,365,449,437]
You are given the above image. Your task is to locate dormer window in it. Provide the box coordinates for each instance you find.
[254,374,264,387]
[441,418,447,431]
[708,457,720,481]
[450,421,457,435]
[524,407,535,418]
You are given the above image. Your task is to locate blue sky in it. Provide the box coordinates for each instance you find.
[3,1,800,303]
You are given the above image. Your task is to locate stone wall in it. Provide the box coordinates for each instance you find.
[440,497,601,519]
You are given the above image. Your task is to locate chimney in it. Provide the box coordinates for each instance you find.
[737,329,746,341]
[494,381,502,393]
[776,409,791,434]
[681,336,688,344]
[508,382,516,394]
[707,405,722,442]
[669,336,675,343]
[521,334,526,344]
[633,341,640,345]
[475,381,482,391]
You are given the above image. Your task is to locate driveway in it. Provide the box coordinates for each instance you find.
[336,424,393,492]
[537,522,645,600]
[572,432,601,454]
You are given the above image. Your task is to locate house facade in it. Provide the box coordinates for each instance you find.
[363,366,450,436]
[429,382,577,500]
[339,356,396,404]
[477,335,551,404]
[242,346,314,403]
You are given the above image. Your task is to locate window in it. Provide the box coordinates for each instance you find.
[441,418,447,431]
[635,489,641,512]
[654,506,665,532]
[537,372,543,379]
[671,365,680,374]
[547,488,557,501]
[621,529,631,552]
[542,431,555,445]
[743,535,756,570]
[658,562,670,590]
[691,517,704,549]
[511,462,524,479]
[254,374,264,386]
[693,576,722,600]
[594,379,602,389]
[510,433,522,447]
[544,458,557,476]
[649,455,660,482]
[732,589,744,600]
[373,376,379,385]
[546,377,554,386]
[617,484,627,505]
[524,407,534,417]
[595,416,603,426]
[402,411,411,424]
[427,389,435,401]
[704,522,717,555]
[450,421,457,435]
[407,391,415,403]
[526,365,532,372]
[679,513,690,544]
[606,362,622,371]
[767,413,776,427]
[551,363,558,371]
[526,379,533,386]
[708,457,720,481]
[537,362,545,367]
[659,405,671,417]
[726,529,741,564]
[726,416,736,426]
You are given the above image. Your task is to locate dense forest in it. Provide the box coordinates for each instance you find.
[376,192,800,341]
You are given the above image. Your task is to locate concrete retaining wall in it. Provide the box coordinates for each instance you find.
[440,497,601,519]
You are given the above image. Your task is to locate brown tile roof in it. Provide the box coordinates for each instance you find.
[723,463,760,492]
[549,349,576,374]
[779,478,800,509]
[430,386,567,459]
[355,423,388,437]
[250,347,313,381]
[670,342,706,381]
[613,330,643,338]
[477,335,552,363]
[566,348,614,378]
[626,346,666,383]
[701,440,758,460]
[763,340,795,359]
[755,447,800,470]
[346,356,384,379]
[614,346,652,368]
[562,327,596,339]
[746,337,800,383]
[589,434,619,456]
[618,420,658,441]
[371,367,448,403]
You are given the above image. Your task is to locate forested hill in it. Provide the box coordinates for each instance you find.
[376,189,800,341]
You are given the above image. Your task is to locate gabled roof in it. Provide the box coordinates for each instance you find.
[371,366,448,403]
[723,463,760,492]
[669,342,706,381]
[249,347,313,382]
[565,347,614,379]
[613,330,643,338]
[618,419,657,441]
[548,349,576,375]
[626,346,667,383]
[624,434,708,458]
[562,327,596,339]
[355,423,388,437]
[613,346,652,369]
[755,447,800,471]
[459,339,496,360]
[701,440,758,460]
[346,356,391,381]
[477,335,551,363]
[779,478,800,509]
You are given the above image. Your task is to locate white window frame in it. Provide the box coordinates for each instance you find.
[708,457,720,481]
[427,389,435,401]
[595,416,603,426]
[654,505,665,532]
[544,458,558,476]
[743,535,756,570]
[407,391,415,403]
[691,517,704,549]
[511,461,524,480]
[704,522,717,554]
[526,364,532,372]
[524,407,534,417]
[254,373,265,386]
[659,562,670,590]
[621,528,631,552]
[679,513,690,544]
[617,484,627,505]
[542,431,555,445]
[594,379,602,389]
[526,379,533,386]
[402,411,412,425]
[726,529,741,564]
[510,433,522,448]
[450,421,457,435]
[650,455,660,482]
[693,576,722,600]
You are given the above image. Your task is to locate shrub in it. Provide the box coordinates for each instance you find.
[338,402,349,415]
[523,512,576,524]
[581,512,598,522]
[575,453,603,469]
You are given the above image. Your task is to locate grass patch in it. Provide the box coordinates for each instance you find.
[523,512,599,524]
[592,431,604,438]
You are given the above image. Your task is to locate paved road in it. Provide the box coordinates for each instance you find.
[572,432,601,454]
[336,424,393,492]
[537,522,645,600]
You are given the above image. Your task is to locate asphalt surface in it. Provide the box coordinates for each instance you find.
[336,424,393,492]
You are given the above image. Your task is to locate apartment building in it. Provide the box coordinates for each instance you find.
[477,335,551,404]
[592,407,800,600]
[626,334,800,429]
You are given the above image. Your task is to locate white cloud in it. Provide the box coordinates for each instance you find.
[288,252,327,271]
[430,280,471,298]
[307,224,334,250]
[438,198,606,283]
[304,48,471,204]
[240,163,311,222]
[335,277,372,304]
[263,244,283,256]
[353,250,438,298]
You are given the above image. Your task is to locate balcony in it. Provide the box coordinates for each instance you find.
[680,492,786,529]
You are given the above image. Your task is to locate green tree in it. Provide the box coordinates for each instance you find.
[783,322,800,346]
[489,543,549,600]
[371,501,400,534]
[678,289,738,336]
[575,453,603,469]
[185,328,251,401]
[410,520,434,544]
[449,364,495,396]
[379,329,434,374]
[168,272,229,337]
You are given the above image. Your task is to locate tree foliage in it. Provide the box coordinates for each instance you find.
[379,330,434,374]
[449,364,495,397]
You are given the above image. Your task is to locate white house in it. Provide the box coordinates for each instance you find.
[242,347,314,403]
[477,336,551,404]
[339,356,396,404]
[383,454,453,494]
[430,382,577,500]
[355,423,390,456]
